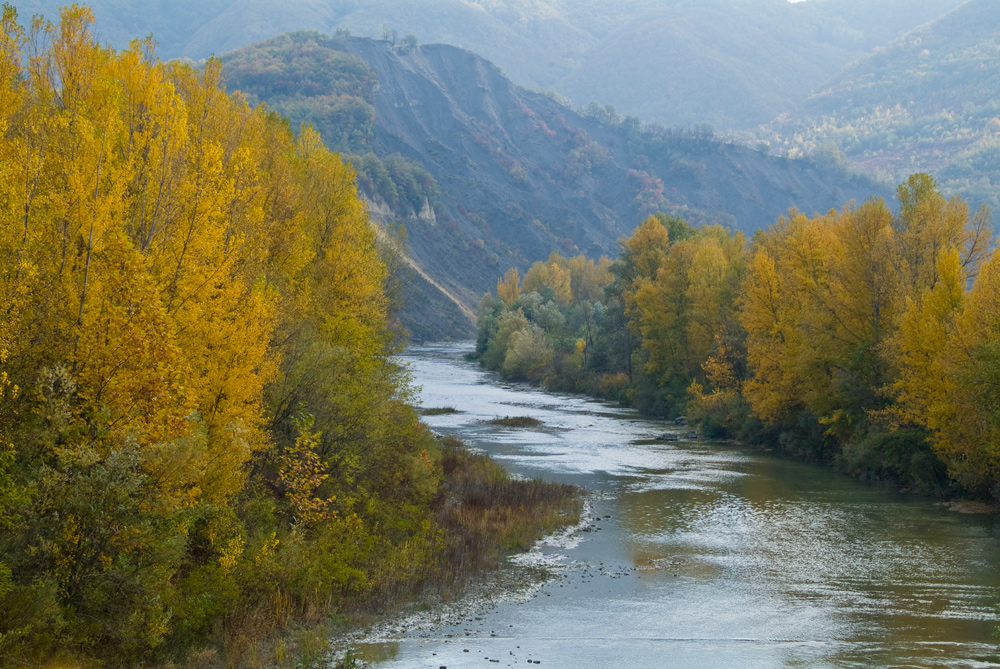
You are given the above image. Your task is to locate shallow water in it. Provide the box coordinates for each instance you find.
[354,342,1000,668]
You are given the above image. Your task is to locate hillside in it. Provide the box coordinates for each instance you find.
[12,0,966,130]
[759,0,1000,212]
[223,33,888,340]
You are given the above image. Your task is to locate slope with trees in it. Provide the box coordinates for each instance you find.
[222,31,888,340]
[759,0,1000,213]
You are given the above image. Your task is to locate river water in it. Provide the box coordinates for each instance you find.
[355,343,1000,668]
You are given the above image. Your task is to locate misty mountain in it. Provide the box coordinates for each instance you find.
[542,0,967,130]
[223,33,887,339]
[12,0,966,130]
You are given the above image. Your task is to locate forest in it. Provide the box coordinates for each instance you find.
[0,6,578,665]
[476,174,1000,499]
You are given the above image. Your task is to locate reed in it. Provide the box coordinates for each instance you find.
[418,406,460,415]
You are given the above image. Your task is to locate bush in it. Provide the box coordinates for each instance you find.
[839,428,949,492]
[501,323,552,381]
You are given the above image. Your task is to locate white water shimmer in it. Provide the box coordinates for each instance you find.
[347,343,1000,668]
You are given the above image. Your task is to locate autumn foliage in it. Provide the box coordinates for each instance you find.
[0,5,500,664]
[735,174,992,488]
[478,177,999,500]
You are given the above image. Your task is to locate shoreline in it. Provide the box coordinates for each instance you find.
[328,498,596,666]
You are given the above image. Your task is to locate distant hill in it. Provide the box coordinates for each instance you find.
[223,33,887,340]
[12,0,966,130]
[759,0,1000,213]
[548,0,966,130]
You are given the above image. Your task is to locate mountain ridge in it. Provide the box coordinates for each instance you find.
[13,0,968,130]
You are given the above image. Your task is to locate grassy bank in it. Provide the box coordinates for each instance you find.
[436,436,580,563]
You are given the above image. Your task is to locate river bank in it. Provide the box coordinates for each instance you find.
[330,498,596,665]
[352,342,1000,668]
[287,437,582,669]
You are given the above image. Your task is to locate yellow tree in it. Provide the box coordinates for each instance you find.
[617,215,671,353]
[632,239,691,385]
[627,221,745,411]
[894,246,1000,496]
[522,252,598,305]
[116,39,190,254]
[740,246,799,423]
[684,226,745,373]
[887,175,993,442]
[895,173,991,292]
[521,259,551,296]
[497,266,522,305]
[567,253,611,302]
[739,209,842,425]
[0,4,29,363]
[892,248,966,434]
[620,215,670,284]
[274,124,392,455]
[948,249,1000,493]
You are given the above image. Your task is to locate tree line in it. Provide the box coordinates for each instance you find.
[476,173,999,498]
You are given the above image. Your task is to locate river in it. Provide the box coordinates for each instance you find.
[353,343,1000,668]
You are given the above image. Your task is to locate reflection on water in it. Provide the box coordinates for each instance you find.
[357,343,1000,668]
[353,642,399,663]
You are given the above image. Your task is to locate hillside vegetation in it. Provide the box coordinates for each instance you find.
[223,32,887,340]
[760,0,1000,213]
